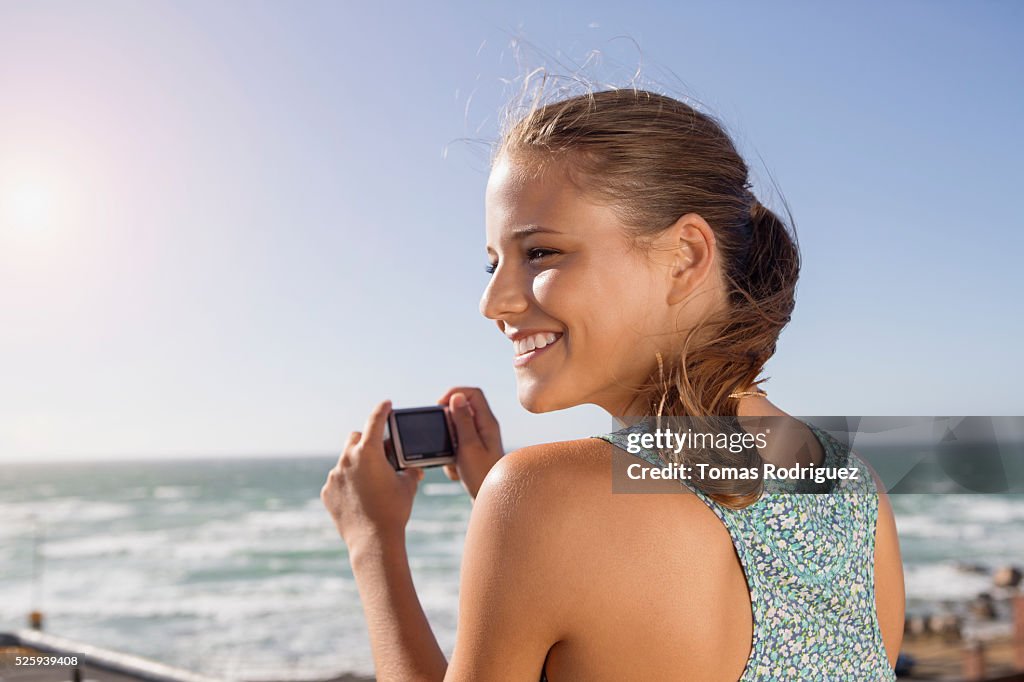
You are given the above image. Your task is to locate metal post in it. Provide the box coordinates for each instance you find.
[29,514,45,630]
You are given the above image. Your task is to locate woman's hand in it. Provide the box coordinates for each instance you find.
[321,399,424,551]
[436,387,505,500]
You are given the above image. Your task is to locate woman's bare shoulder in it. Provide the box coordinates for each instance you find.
[466,437,746,656]
[476,437,725,549]
[462,439,621,616]
[476,437,616,507]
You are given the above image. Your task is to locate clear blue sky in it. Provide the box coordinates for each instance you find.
[1,1,1021,461]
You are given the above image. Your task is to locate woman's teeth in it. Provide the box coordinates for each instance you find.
[514,332,562,356]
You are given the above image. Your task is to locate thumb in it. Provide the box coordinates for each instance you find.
[448,393,483,449]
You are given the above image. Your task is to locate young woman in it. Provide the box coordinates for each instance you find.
[321,88,905,681]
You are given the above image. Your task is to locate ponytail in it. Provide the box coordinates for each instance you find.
[744,199,800,306]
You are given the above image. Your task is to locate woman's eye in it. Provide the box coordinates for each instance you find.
[527,248,558,263]
[484,249,559,276]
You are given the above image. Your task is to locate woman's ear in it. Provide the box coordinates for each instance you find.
[665,213,717,306]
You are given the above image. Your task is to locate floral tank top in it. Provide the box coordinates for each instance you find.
[539,419,895,682]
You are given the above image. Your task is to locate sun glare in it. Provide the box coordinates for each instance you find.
[1,181,55,232]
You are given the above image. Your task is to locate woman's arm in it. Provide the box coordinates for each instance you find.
[872,477,906,667]
[348,531,447,682]
[322,400,445,682]
[443,447,569,680]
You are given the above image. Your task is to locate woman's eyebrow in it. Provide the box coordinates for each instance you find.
[510,225,563,238]
[487,225,565,254]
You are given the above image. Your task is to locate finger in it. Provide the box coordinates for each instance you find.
[361,399,392,446]
[448,392,484,449]
[438,387,503,451]
[442,387,494,423]
[437,386,481,416]
[443,463,460,481]
[449,388,501,449]
[438,386,493,421]
[337,431,361,465]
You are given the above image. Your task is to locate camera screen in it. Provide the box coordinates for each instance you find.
[395,410,451,456]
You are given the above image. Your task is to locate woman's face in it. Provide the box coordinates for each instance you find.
[481,156,699,415]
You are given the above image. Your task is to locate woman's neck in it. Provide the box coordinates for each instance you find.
[600,385,780,421]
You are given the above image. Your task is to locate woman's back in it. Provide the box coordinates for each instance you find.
[526,419,902,681]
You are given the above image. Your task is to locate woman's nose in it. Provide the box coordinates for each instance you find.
[479,266,529,320]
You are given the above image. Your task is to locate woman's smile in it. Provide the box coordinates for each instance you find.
[512,331,563,367]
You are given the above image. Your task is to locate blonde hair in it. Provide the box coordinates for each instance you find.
[495,85,801,508]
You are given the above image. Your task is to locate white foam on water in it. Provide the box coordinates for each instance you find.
[962,620,1014,641]
[44,530,167,559]
[16,570,356,619]
[956,496,1024,523]
[165,607,378,679]
[121,486,151,500]
[173,508,341,562]
[895,513,988,541]
[904,561,995,602]
[157,500,194,515]
[0,577,38,619]
[0,498,136,525]
[406,518,469,534]
[241,507,335,533]
[0,519,27,541]
[152,485,201,500]
[422,482,464,496]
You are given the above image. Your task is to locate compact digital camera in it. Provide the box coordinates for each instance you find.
[383,406,458,470]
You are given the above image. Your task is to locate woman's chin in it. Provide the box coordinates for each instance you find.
[522,400,552,414]
[517,382,575,413]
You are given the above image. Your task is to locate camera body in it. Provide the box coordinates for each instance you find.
[383,406,458,470]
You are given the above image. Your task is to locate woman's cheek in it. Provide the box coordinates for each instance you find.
[531,268,567,306]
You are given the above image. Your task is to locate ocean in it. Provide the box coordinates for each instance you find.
[1,455,1022,680]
